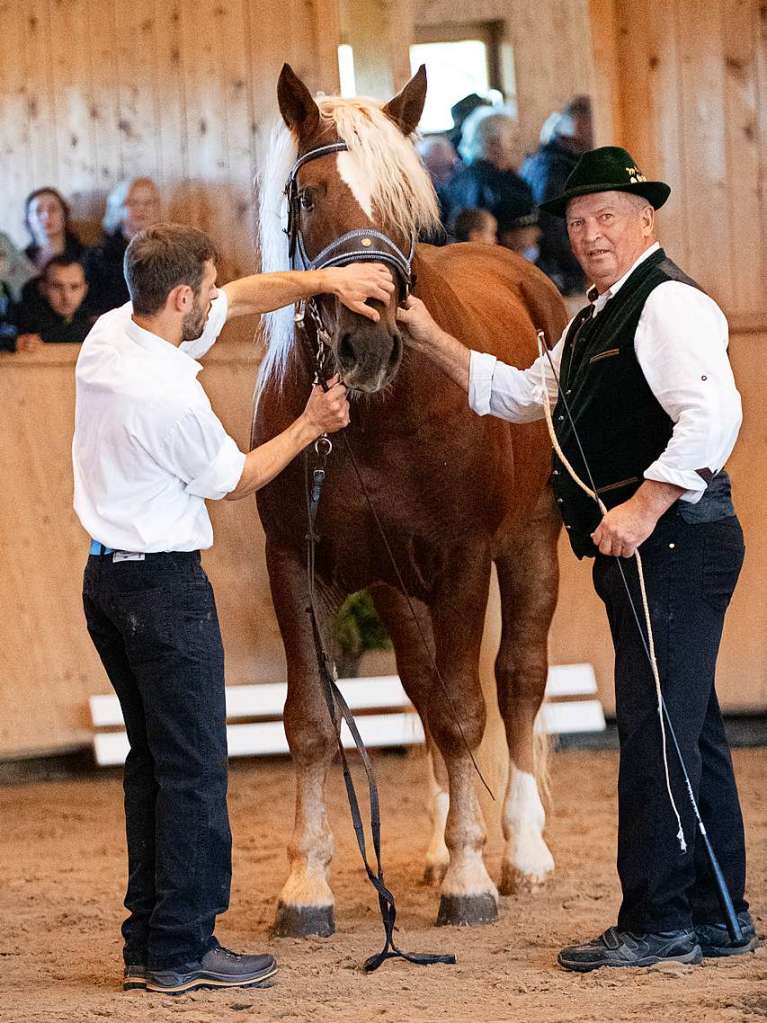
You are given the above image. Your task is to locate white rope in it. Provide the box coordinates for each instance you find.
[536,331,686,853]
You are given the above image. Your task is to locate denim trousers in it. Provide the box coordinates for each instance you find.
[83,551,231,970]
[592,511,748,933]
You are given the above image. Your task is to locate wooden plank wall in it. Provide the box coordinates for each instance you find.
[594,0,766,321]
[0,0,338,279]
[3,326,765,759]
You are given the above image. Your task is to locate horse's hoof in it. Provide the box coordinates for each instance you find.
[422,861,448,887]
[436,892,498,927]
[273,901,335,937]
[499,863,551,896]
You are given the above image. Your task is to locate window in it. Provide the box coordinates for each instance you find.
[409,40,490,133]
[409,21,513,134]
[338,44,356,98]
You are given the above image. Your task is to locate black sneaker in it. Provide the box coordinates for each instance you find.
[146,941,277,994]
[123,963,147,991]
[558,926,702,972]
[696,911,759,958]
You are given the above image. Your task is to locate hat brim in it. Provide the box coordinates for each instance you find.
[538,180,671,218]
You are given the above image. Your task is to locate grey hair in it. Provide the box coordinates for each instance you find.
[458,108,519,163]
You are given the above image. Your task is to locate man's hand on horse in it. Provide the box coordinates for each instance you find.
[324,264,394,322]
[303,375,351,436]
[396,295,440,350]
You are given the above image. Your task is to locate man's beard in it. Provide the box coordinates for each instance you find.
[181,301,208,341]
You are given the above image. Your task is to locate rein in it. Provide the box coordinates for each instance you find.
[303,443,455,972]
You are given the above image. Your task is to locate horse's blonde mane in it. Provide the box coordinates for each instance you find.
[257,94,440,393]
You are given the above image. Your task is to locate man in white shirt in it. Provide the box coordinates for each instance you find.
[396,148,755,971]
[74,223,395,994]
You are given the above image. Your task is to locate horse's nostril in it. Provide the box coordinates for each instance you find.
[338,333,355,366]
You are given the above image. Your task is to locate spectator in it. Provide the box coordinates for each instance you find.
[85,177,161,315]
[418,135,460,189]
[0,278,17,352]
[452,208,498,245]
[442,111,534,246]
[447,92,491,152]
[521,95,594,295]
[23,187,87,272]
[0,230,36,301]
[416,135,458,244]
[15,255,92,351]
[496,202,542,264]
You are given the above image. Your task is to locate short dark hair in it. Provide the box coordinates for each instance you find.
[42,254,85,280]
[452,207,496,242]
[124,223,218,315]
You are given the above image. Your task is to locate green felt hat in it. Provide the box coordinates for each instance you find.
[538,146,671,217]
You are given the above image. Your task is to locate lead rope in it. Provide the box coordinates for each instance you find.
[535,330,686,853]
[303,449,456,972]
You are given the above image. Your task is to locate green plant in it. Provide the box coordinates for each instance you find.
[334,590,392,675]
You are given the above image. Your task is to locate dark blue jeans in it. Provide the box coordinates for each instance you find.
[83,551,231,970]
[593,511,748,933]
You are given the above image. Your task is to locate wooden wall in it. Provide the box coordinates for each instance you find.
[3,325,766,758]
[0,0,340,279]
[592,0,767,321]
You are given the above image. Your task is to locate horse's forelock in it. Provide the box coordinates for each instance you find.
[256,94,440,398]
[320,96,440,241]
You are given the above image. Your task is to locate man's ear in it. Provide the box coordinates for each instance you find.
[168,283,191,313]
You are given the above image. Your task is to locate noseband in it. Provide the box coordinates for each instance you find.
[283,141,415,299]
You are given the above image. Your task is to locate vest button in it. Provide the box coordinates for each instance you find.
[552,469,560,476]
[566,389,572,395]
[557,498,563,504]
[565,524,572,530]
[557,415,565,422]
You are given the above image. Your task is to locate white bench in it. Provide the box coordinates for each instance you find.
[88,665,605,766]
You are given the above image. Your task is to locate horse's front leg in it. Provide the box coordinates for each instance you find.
[267,544,339,937]
[429,550,498,926]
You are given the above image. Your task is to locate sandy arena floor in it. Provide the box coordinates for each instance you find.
[1,747,764,1023]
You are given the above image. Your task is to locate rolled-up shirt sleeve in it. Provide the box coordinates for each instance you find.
[636,282,742,503]
[159,405,246,500]
[468,337,565,423]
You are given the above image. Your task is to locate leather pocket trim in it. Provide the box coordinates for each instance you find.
[589,347,621,364]
[596,476,639,495]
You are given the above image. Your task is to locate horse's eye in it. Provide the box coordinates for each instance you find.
[299,190,314,211]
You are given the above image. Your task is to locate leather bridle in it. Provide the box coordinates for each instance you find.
[283,140,416,299]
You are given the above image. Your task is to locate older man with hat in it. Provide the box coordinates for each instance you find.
[396,146,757,971]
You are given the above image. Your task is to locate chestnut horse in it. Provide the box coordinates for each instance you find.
[253,64,567,935]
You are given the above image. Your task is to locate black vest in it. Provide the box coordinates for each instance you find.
[551,248,703,558]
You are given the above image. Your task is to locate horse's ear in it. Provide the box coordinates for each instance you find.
[278,63,321,140]
[382,65,427,136]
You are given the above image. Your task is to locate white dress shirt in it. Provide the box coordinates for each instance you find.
[468,243,742,502]
[73,291,246,552]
